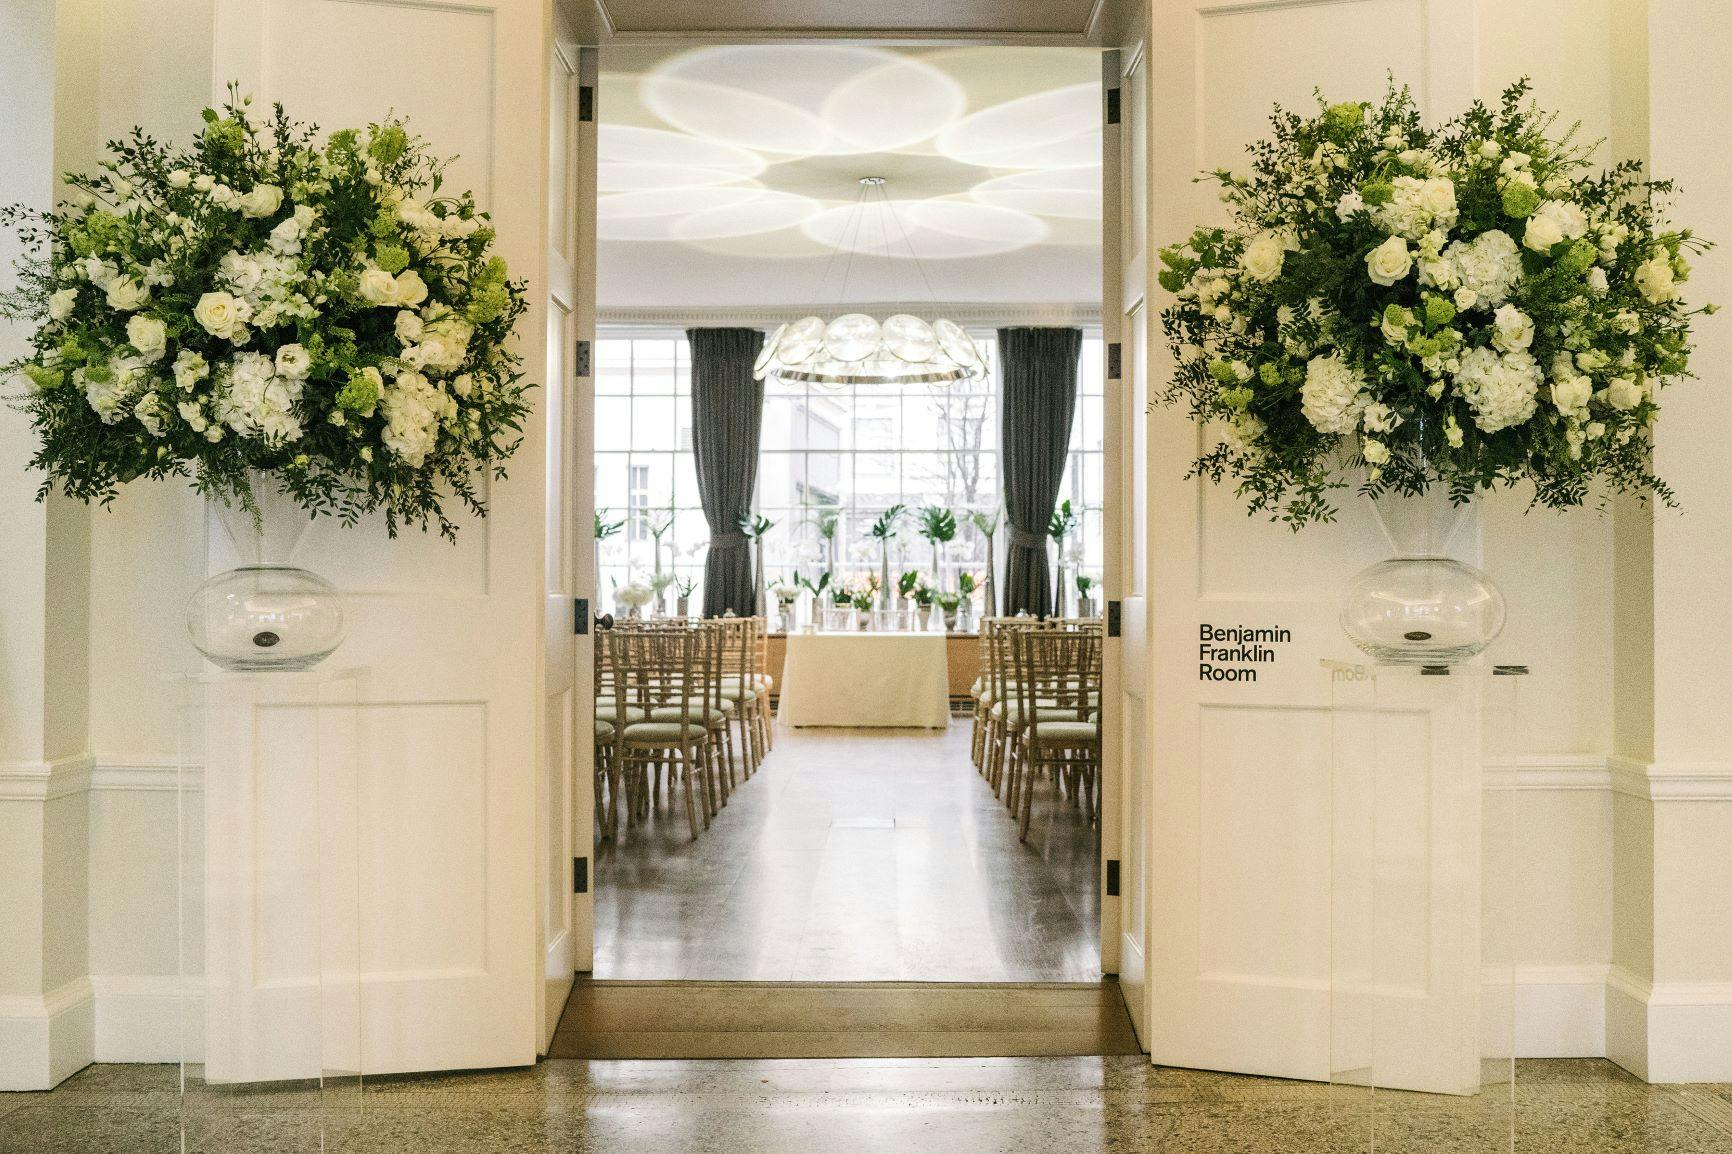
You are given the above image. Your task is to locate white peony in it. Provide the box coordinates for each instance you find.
[1445,230,1522,309]
[48,287,78,321]
[1524,213,1564,253]
[1300,352,1368,434]
[194,291,250,340]
[126,314,168,362]
[105,277,151,311]
[1365,235,1413,286]
[1491,305,1534,353]
[1240,232,1291,282]
[1633,254,1679,303]
[237,184,284,219]
[1605,376,1644,410]
[274,343,312,379]
[357,267,398,305]
[1453,346,1541,432]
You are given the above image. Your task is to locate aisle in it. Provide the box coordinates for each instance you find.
[593,725,1100,982]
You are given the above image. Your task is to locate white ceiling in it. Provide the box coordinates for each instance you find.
[589,0,1109,40]
[597,45,1104,315]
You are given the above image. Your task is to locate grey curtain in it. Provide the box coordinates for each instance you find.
[998,327,1082,617]
[688,327,765,617]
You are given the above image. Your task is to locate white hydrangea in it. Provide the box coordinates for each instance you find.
[1442,229,1523,310]
[80,354,148,424]
[1375,176,1459,241]
[381,369,449,467]
[216,351,303,443]
[1453,346,1541,433]
[1300,352,1368,434]
[134,391,168,437]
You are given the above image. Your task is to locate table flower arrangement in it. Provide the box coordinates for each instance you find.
[1157,80,1709,529]
[614,581,654,618]
[1,87,530,539]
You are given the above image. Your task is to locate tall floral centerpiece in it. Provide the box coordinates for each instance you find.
[1,89,530,670]
[1048,499,1078,618]
[968,509,999,618]
[916,504,956,592]
[1158,81,1708,663]
[867,504,905,611]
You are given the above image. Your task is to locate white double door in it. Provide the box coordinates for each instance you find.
[1134,0,1485,1090]
[201,0,560,1079]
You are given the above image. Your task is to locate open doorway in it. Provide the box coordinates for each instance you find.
[557,41,1122,1033]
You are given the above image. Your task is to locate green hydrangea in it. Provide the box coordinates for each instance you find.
[373,242,411,274]
[1501,182,1541,219]
[336,370,381,416]
[368,124,410,167]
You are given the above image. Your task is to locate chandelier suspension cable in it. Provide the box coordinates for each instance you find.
[878,181,942,312]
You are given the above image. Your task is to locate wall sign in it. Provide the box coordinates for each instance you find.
[1199,624,1292,682]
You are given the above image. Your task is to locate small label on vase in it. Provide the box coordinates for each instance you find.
[1198,624,1292,683]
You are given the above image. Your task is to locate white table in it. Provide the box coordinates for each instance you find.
[777,632,950,729]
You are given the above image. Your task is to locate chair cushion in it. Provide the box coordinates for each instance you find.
[622,721,709,743]
[596,704,646,724]
[991,701,1092,723]
[1027,721,1100,748]
[649,703,727,725]
[594,718,616,740]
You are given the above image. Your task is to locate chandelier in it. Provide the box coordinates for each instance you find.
[754,177,985,387]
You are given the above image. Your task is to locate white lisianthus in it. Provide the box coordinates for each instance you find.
[1453,346,1541,432]
[274,343,312,379]
[1444,415,1465,448]
[1361,438,1390,465]
[48,287,78,321]
[105,277,151,311]
[1445,230,1522,308]
[1300,352,1368,434]
[134,391,167,437]
[193,291,250,340]
[1491,305,1534,353]
[1633,254,1679,303]
[1240,232,1292,282]
[126,314,168,362]
[1605,376,1644,410]
[1361,402,1401,434]
[237,183,284,219]
[1365,235,1413,286]
[176,400,209,433]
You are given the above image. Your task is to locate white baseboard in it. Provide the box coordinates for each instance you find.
[1604,965,1732,1082]
[1507,965,1608,1058]
[0,977,95,1090]
[90,975,203,1064]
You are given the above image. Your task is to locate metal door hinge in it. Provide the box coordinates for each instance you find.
[1107,342,1122,381]
[574,597,589,635]
[574,856,589,894]
[578,85,595,123]
[1106,601,1122,638]
[1106,859,1121,897]
[1106,88,1121,126]
[574,339,591,378]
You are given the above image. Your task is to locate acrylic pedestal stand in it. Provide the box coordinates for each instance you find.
[1325,659,1525,1151]
[176,667,366,1149]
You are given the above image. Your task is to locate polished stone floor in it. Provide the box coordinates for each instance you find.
[593,723,1101,982]
[5,1058,1732,1153]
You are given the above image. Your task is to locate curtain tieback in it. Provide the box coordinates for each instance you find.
[711,531,749,549]
[1007,527,1048,551]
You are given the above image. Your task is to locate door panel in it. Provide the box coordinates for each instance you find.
[204,0,548,1078]
[1144,0,1477,1082]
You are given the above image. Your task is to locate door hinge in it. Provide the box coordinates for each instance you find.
[1107,342,1122,381]
[573,597,589,635]
[578,85,595,123]
[1106,859,1121,897]
[1106,88,1121,126]
[574,339,591,378]
[573,856,589,894]
[1106,600,1122,638]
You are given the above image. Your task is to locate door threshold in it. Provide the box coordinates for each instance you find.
[548,977,1141,1060]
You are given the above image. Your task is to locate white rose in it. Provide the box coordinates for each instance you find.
[395,310,424,343]
[48,287,78,321]
[1633,254,1678,303]
[1523,213,1565,254]
[1535,199,1589,241]
[1605,377,1643,410]
[1454,287,1479,311]
[166,170,192,189]
[293,205,317,228]
[1361,439,1390,465]
[1240,233,1290,282]
[126,314,168,361]
[192,173,214,192]
[274,343,312,379]
[1586,267,1609,294]
[1365,235,1413,286]
[357,267,398,306]
[1552,375,1591,413]
[1419,177,1457,219]
[1491,305,1534,353]
[194,291,244,338]
[392,270,428,308]
[105,277,151,311]
[238,184,284,219]
[1335,192,1366,222]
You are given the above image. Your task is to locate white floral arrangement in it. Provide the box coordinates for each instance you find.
[1,88,530,538]
[768,580,800,604]
[614,582,655,610]
[1158,81,1710,527]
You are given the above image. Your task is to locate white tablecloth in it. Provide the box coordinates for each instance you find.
[777,632,950,729]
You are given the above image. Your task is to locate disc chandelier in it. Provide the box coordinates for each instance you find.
[754,177,985,387]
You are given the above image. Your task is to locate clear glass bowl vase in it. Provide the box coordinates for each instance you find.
[1340,485,1505,666]
[186,471,347,671]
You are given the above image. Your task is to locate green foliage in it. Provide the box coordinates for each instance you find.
[593,508,625,540]
[738,512,775,539]
[897,570,921,598]
[1156,78,1710,528]
[1048,499,1077,541]
[916,504,956,545]
[1,85,532,539]
[966,508,999,537]
[866,503,905,540]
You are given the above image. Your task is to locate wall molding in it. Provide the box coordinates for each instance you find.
[89,757,200,793]
[0,976,95,1090]
[0,754,95,802]
[1483,755,1613,792]
[1608,755,1732,802]
[598,301,1105,329]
